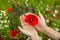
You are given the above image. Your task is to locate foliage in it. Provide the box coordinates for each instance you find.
[0,0,60,40]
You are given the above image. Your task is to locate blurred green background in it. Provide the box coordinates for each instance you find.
[0,0,60,40]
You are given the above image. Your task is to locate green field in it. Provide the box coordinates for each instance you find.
[0,0,60,40]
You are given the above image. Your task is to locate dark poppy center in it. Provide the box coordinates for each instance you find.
[13,32,16,35]
[30,19,33,22]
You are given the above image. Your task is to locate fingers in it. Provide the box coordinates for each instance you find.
[18,26,27,34]
[24,23,32,29]
[22,23,29,29]
[26,23,38,32]
[20,15,26,26]
[20,15,33,29]
[20,15,24,26]
[18,26,24,32]
[18,26,31,36]
[38,11,44,19]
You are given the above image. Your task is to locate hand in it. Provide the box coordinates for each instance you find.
[25,12,46,32]
[25,12,60,40]
[38,11,46,27]
[34,11,47,32]
[18,15,41,40]
[37,12,60,40]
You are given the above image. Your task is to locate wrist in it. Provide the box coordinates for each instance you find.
[40,25,48,33]
[40,25,48,30]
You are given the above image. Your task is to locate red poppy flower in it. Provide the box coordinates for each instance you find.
[7,7,13,13]
[25,13,38,26]
[10,30,18,38]
[0,37,2,40]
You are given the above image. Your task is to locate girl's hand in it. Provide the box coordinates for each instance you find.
[25,12,46,32]
[18,15,41,40]
[25,12,60,40]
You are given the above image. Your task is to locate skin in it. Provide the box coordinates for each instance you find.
[18,15,41,40]
[35,11,60,40]
[26,11,60,40]
[18,11,60,40]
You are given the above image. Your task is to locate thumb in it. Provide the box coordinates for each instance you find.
[18,26,31,36]
[18,26,25,33]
